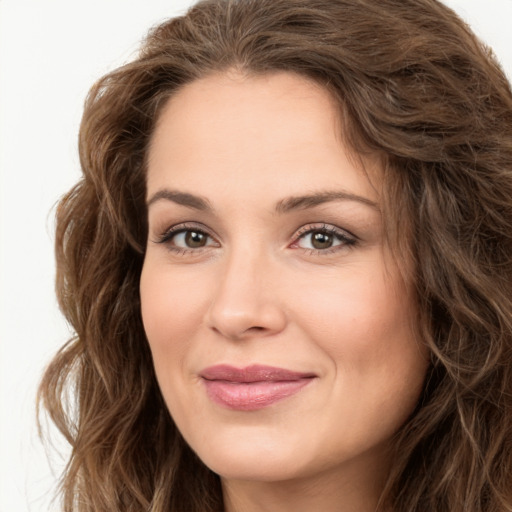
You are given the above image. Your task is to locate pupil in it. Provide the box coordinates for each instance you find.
[312,231,332,249]
[185,231,206,247]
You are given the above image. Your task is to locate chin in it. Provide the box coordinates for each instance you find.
[187,425,315,482]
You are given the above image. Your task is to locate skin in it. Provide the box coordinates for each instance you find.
[140,71,429,512]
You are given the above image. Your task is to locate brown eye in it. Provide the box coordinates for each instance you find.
[311,231,334,249]
[157,227,216,250]
[185,230,208,248]
[293,225,356,253]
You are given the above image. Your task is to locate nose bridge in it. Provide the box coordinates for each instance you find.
[206,242,286,339]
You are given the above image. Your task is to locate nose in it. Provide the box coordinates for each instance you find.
[205,249,287,341]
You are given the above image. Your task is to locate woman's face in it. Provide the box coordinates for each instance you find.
[140,71,428,488]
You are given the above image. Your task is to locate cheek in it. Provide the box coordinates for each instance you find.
[293,264,409,348]
[294,263,427,406]
[139,262,209,431]
[139,263,207,368]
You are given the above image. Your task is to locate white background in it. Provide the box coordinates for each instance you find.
[1,1,511,511]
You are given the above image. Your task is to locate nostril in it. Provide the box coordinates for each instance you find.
[206,293,287,340]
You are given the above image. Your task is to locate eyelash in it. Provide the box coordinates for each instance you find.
[154,222,217,255]
[291,224,358,255]
[153,222,358,256]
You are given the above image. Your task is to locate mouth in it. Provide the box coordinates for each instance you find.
[200,364,316,411]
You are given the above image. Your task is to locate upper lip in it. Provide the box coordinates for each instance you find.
[200,364,316,383]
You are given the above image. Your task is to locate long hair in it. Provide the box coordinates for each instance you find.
[38,0,512,510]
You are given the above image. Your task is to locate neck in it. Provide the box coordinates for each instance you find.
[222,451,391,512]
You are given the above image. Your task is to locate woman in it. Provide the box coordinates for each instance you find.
[38,0,512,510]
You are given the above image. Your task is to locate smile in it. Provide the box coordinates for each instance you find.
[200,364,316,411]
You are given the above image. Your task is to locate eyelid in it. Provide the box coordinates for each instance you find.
[153,221,219,247]
[293,222,355,238]
[151,221,358,256]
[289,223,358,253]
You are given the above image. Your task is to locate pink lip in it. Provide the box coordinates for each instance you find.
[200,364,316,411]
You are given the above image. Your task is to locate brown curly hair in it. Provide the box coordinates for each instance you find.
[38,0,512,510]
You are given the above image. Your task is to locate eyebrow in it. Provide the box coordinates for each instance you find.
[147,189,213,211]
[275,190,379,213]
[146,188,379,213]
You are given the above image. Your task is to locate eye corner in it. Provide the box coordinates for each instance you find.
[289,222,358,254]
[150,221,220,255]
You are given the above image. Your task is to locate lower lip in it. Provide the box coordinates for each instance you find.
[203,379,314,411]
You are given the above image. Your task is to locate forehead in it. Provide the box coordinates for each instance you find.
[147,71,383,205]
